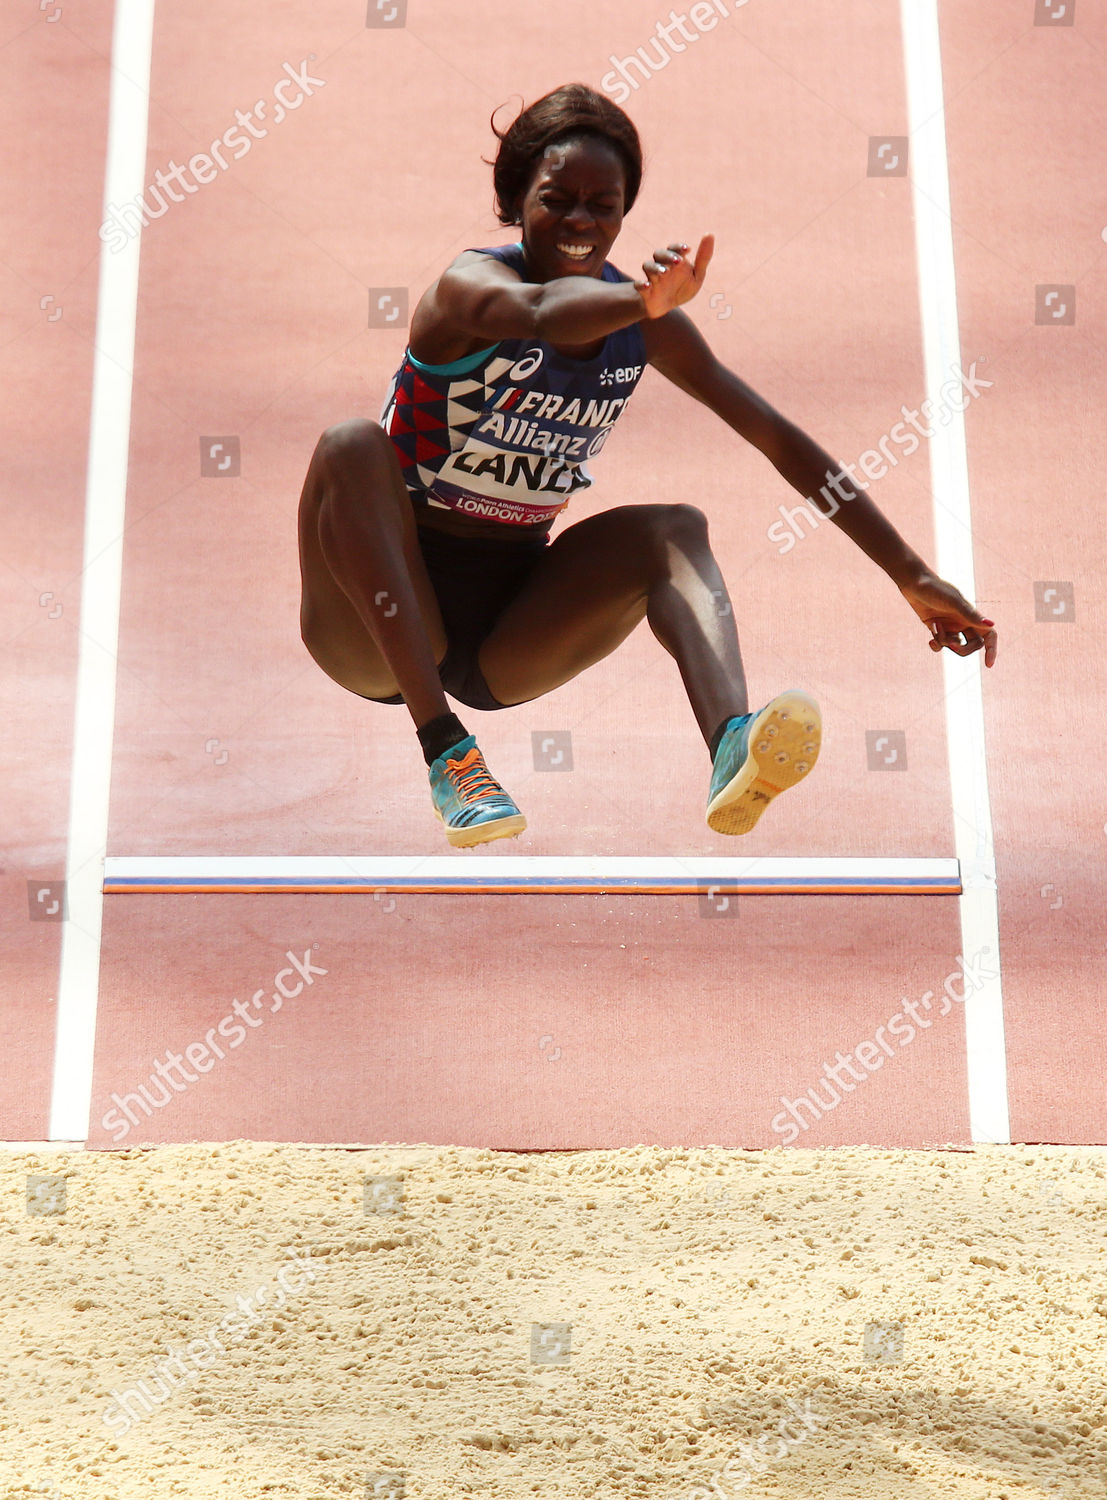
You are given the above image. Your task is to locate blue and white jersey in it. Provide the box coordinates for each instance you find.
[380,242,647,530]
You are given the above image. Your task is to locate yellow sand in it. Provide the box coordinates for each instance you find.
[3,1141,1105,1499]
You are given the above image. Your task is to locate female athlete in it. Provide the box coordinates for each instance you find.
[297,83,997,848]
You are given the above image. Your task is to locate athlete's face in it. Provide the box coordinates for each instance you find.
[518,136,626,282]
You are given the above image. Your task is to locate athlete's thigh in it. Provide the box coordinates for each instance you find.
[297,429,447,694]
[478,504,662,705]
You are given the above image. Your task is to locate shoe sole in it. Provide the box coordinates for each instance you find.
[436,809,528,849]
[706,690,821,836]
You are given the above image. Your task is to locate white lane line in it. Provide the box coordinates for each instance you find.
[48,0,157,1143]
[900,0,1010,1145]
[100,855,962,896]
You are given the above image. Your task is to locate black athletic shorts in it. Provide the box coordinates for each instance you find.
[361,522,551,712]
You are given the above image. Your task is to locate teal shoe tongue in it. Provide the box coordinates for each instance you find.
[440,734,477,763]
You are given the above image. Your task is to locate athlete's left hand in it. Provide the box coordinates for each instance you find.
[634,235,714,318]
[899,570,998,667]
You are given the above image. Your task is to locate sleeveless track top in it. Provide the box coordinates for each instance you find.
[379,242,647,531]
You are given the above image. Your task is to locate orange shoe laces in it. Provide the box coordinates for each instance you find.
[445,747,501,803]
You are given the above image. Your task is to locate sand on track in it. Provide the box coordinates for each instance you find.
[3,1141,1106,1499]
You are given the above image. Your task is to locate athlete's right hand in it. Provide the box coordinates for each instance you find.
[634,235,714,319]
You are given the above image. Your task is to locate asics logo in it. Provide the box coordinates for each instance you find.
[508,347,544,381]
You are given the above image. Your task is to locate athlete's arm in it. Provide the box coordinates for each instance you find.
[413,236,713,361]
[643,308,997,664]
[416,252,647,358]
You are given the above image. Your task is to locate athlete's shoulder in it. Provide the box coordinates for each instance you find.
[454,242,527,275]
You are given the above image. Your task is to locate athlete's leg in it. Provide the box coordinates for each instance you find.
[478,503,748,746]
[297,419,450,727]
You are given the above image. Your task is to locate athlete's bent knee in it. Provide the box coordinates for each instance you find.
[643,503,710,559]
[316,417,389,470]
[661,502,709,536]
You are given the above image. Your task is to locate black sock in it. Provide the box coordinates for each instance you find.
[708,712,748,763]
[417,712,470,767]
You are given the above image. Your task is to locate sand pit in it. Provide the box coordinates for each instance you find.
[3,1141,1106,1498]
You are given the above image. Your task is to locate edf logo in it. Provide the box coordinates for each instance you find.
[600,364,643,386]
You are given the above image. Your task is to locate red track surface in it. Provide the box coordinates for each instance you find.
[4,0,1104,1148]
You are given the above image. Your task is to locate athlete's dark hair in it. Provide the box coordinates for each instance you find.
[489,83,643,226]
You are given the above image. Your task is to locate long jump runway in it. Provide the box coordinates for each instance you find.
[6,0,1106,1150]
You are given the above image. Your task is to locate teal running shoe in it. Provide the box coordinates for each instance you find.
[706,690,821,835]
[428,735,526,848]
